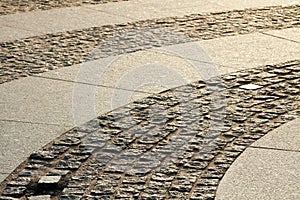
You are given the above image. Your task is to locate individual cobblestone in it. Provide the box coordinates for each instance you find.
[0,59,299,199]
[1,5,300,84]
[0,0,129,16]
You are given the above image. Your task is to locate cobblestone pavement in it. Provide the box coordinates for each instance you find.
[0,0,129,16]
[1,5,300,84]
[0,59,299,199]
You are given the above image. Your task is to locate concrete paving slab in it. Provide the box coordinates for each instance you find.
[37,48,219,89]
[198,32,300,70]
[264,28,300,43]
[216,148,300,200]
[0,25,36,43]
[251,118,300,151]
[89,0,300,21]
[209,0,300,10]
[0,76,148,127]
[0,121,72,182]
[87,0,225,20]
[85,1,183,20]
[0,6,130,42]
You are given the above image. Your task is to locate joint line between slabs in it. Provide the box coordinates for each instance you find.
[0,119,62,126]
[249,146,300,153]
[32,75,156,95]
[1,23,45,35]
[84,6,137,21]
[260,32,300,44]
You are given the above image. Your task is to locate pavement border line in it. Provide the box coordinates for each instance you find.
[249,146,300,153]
[260,32,300,44]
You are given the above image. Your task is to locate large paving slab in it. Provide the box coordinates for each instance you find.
[0,121,72,182]
[0,76,149,127]
[85,0,225,20]
[210,0,300,10]
[0,25,36,42]
[0,6,131,42]
[216,148,300,200]
[251,118,300,151]
[198,32,300,70]
[37,47,218,88]
[87,0,300,20]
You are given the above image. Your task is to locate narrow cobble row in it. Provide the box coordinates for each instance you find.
[0,60,299,199]
[1,5,300,84]
[0,0,129,16]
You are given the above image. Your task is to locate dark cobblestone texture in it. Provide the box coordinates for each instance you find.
[0,60,299,199]
[0,0,129,16]
[1,5,300,84]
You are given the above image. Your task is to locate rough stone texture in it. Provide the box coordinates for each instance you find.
[0,5,300,84]
[0,0,129,16]
[0,60,299,199]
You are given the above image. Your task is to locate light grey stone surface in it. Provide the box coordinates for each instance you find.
[37,48,219,88]
[252,117,300,151]
[89,0,300,20]
[212,0,300,10]
[0,6,130,42]
[0,76,147,126]
[0,25,36,42]
[0,121,71,178]
[216,148,300,200]
[86,0,225,20]
[198,32,300,70]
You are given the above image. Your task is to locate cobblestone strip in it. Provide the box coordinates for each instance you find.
[1,5,300,84]
[0,60,299,199]
[0,0,129,16]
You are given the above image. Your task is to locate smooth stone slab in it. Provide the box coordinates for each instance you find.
[88,0,300,21]
[37,48,220,88]
[0,6,130,42]
[0,76,148,127]
[0,25,36,43]
[265,28,300,43]
[251,117,300,151]
[0,121,71,182]
[212,0,300,10]
[198,32,300,70]
[216,148,300,200]
[87,0,225,20]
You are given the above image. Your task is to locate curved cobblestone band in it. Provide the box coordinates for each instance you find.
[0,59,299,199]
